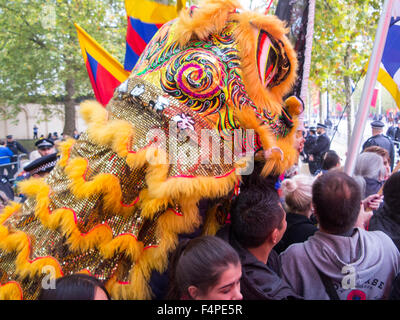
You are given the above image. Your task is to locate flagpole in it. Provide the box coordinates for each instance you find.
[344,0,394,176]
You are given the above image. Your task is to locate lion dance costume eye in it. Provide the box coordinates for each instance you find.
[0,0,303,300]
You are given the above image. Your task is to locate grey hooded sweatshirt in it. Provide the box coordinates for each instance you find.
[279,228,400,300]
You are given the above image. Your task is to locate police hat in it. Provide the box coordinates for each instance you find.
[309,126,316,132]
[23,152,58,176]
[371,120,385,129]
[317,123,327,129]
[35,138,54,149]
[6,135,12,139]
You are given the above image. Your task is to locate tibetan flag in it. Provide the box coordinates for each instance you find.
[75,24,130,106]
[376,2,400,109]
[124,0,185,71]
[275,0,316,129]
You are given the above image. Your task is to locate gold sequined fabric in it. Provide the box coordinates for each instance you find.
[0,75,237,300]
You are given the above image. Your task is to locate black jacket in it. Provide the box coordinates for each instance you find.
[368,204,400,252]
[304,134,317,156]
[217,225,302,300]
[6,140,28,155]
[395,127,400,142]
[386,126,397,140]
[362,134,395,170]
[274,212,318,254]
[309,133,330,160]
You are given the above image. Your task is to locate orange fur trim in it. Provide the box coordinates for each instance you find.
[233,12,298,115]
[262,115,299,176]
[17,177,145,260]
[102,196,217,300]
[0,281,23,300]
[128,197,202,299]
[80,100,157,171]
[0,202,21,225]
[80,100,135,159]
[57,138,76,168]
[145,147,244,201]
[174,0,241,47]
[100,234,144,260]
[285,96,303,116]
[0,203,63,280]
[201,204,221,236]
[64,157,139,216]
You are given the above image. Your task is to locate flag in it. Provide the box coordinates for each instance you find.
[275,0,316,128]
[377,4,400,110]
[75,24,130,106]
[124,0,185,71]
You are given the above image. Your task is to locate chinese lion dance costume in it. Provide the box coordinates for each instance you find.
[0,0,303,299]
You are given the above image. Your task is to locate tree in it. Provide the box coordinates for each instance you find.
[0,0,126,135]
[310,0,381,146]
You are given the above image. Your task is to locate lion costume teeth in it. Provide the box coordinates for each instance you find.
[0,0,300,300]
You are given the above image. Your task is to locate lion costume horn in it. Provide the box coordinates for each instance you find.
[0,0,301,300]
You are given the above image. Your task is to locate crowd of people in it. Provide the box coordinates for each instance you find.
[0,128,82,204]
[150,116,400,301]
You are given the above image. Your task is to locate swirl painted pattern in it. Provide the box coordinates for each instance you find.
[161,49,227,116]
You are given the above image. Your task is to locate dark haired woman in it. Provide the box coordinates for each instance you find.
[167,235,242,300]
[38,273,111,300]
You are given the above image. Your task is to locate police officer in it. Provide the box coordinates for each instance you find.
[6,135,28,178]
[362,120,395,171]
[386,121,397,140]
[308,123,331,175]
[303,127,317,163]
[29,138,55,161]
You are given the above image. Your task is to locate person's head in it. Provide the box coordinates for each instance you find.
[281,175,314,217]
[312,171,361,235]
[0,139,5,146]
[23,152,58,178]
[372,127,383,136]
[309,127,316,135]
[168,236,242,300]
[322,150,341,171]
[35,138,55,157]
[38,274,111,300]
[6,135,13,142]
[230,189,286,249]
[382,172,400,211]
[371,120,384,136]
[316,123,327,135]
[354,152,386,182]
[362,145,391,180]
[239,159,280,196]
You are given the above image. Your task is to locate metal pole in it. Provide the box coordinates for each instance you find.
[344,0,394,176]
[327,89,329,120]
